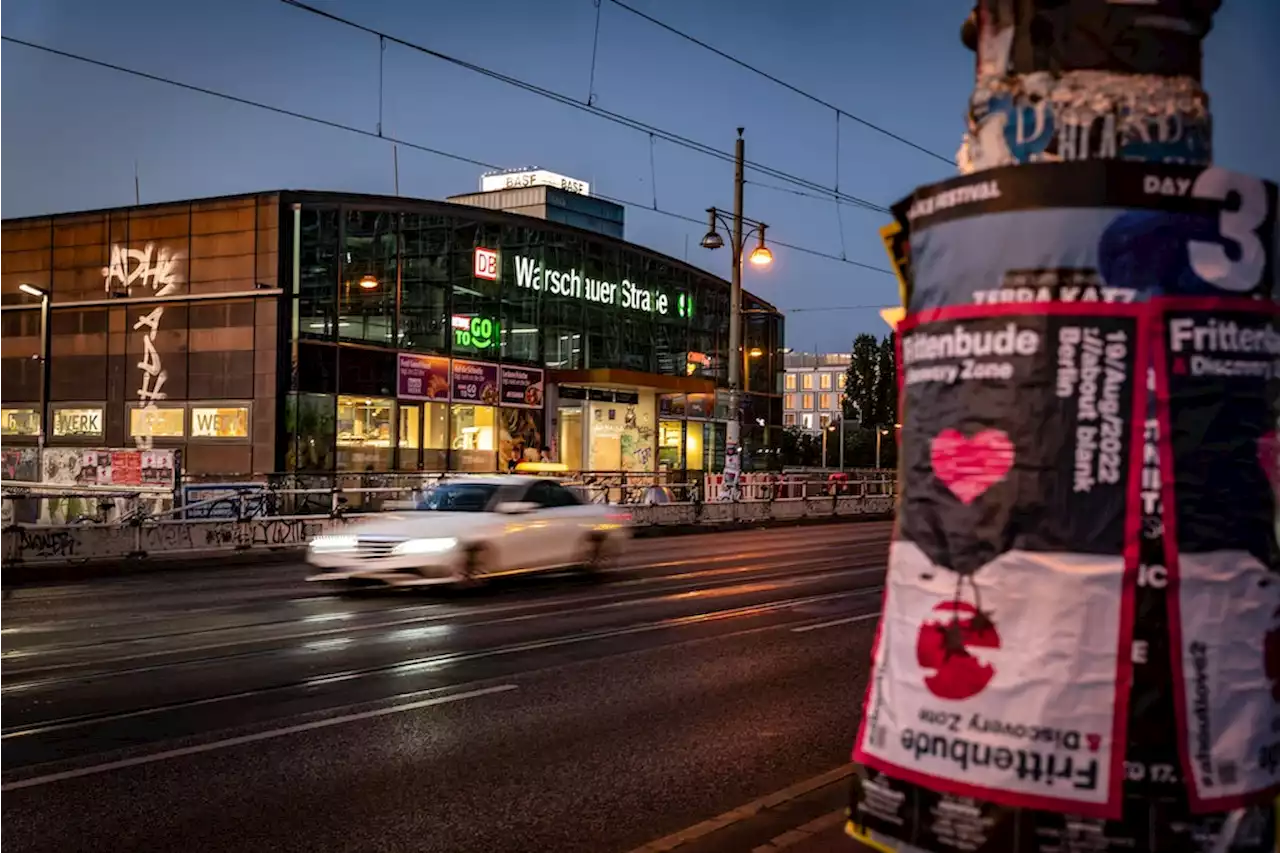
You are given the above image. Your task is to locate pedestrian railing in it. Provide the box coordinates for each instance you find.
[0,493,896,568]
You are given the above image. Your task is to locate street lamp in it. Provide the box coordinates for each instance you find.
[823,423,836,469]
[875,423,903,470]
[700,127,774,495]
[18,283,50,448]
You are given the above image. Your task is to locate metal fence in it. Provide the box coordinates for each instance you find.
[3,469,897,527]
[0,492,896,568]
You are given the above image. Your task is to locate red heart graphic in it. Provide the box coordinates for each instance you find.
[1086,733,1101,753]
[1259,431,1278,489]
[930,428,1015,505]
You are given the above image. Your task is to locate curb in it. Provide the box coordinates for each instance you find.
[1,514,892,587]
[624,765,855,853]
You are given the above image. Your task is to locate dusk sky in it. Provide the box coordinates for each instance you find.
[4,0,1278,353]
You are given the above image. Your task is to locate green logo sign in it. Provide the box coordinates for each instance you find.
[453,314,498,350]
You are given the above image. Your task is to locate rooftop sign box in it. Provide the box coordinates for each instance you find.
[480,169,590,197]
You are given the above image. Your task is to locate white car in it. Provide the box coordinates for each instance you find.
[305,476,632,588]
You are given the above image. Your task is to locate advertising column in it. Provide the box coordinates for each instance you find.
[848,3,1279,849]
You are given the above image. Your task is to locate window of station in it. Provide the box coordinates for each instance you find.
[129,406,185,439]
[337,396,394,470]
[190,406,250,439]
[657,420,683,471]
[397,402,449,470]
[51,406,104,439]
[338,210,398,346]
[1,408,39,437]
[685,422,705,471]
[450,404,497,471]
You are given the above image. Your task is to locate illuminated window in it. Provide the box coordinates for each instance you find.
[819,373,832,390]
[784,374,797,391]
[819,393,834,411]
[801,373,814,390]
[784,393,797,410]
[820,414,831,429]
[450,404,496,471]
[1,408,39,437]
[336,398,392,448]
[801,393,814,410]
[130,406,185,438]
[783,413,796,427]
[52,407,104,438]
[191,406,250,439]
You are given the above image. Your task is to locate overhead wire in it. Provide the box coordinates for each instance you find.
[602,0,956,166]
[1,35,896,281]
[277,0,889,216]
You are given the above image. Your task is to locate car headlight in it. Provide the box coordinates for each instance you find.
[310,535,356,553]
[393,537,458,556]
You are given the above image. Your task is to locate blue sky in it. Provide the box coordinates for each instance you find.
[3,0,1277,352]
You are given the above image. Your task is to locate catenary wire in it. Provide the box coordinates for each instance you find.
[277,0,889,215]
[1,35,896,280]
[602,0,956,165]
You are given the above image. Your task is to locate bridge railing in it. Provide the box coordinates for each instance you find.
[0,493,896,567]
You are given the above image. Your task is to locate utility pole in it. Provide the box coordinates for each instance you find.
[725,128,746,495]
[699,128,773,498]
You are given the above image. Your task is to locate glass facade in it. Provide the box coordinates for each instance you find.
[0,190,783,478]
[282,193,784,475]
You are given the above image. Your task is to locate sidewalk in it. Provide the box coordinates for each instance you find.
[624,765,877,853]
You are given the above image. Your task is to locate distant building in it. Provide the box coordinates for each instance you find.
[448,169,624,240]
[783,352,850,433]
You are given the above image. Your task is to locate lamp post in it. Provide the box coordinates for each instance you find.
[18,283,50,449]
[700,128,773,496]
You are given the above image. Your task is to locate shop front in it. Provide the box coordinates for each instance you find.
[548,369,730,476]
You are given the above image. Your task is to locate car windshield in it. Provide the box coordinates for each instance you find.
[418,483,501,512]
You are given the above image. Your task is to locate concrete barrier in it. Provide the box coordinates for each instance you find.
[1,496,895,568]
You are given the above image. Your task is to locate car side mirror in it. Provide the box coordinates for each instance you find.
[496,501,539,515]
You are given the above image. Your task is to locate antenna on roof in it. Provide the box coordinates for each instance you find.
[134,160,141,205]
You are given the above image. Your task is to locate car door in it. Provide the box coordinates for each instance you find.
[531,480,597,567]
[513,480,567,569]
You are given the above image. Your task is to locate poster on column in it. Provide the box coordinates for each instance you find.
[1157,298,1280,812]
[893,161,1278,313]
[854,304,1142,819]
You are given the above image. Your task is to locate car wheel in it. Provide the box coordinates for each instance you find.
[580,535,616,573]
[458,544,489,588]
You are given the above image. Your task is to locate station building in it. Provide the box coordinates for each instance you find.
[0,187,783,478]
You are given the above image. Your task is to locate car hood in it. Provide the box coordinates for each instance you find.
[340,512,499,538]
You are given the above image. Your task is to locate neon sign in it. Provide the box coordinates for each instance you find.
[453,314,498,350]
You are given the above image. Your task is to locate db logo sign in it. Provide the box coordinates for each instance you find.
[474,247,498,281]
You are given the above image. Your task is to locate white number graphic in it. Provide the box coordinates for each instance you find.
[1188,167,1269,293]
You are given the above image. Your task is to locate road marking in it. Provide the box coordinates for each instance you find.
[790,613,880,633]
[623,764,855,853]
[0,683,517,791]
[4,588,882,740]
[4,562,887,684]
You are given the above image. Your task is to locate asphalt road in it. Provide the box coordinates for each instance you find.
[1,520,891,853]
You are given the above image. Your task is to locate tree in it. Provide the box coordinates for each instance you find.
[876,333,898,429]
[844,333,881,426]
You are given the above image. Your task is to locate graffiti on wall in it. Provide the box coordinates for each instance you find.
[103,243,184,451]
